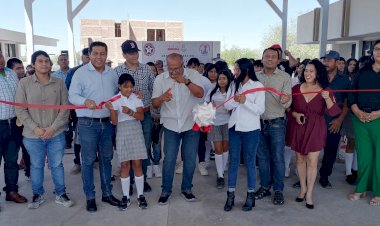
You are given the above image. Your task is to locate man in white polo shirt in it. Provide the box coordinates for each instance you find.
[152,53,204,205]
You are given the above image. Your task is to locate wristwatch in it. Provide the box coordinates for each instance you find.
[185,79,192,86]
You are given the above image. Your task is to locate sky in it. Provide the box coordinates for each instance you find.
[0,0,327,55]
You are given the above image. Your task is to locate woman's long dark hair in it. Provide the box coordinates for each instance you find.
[209,70,232,102]
[299,59,329,89]
[203,63,216,79]
[343,58,359,77]
[233,58,258,93]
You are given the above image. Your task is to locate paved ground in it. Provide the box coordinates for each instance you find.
[0,150,379,226]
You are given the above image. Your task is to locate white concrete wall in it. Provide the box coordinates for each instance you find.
[331,43,353,59]
[327,0,344,40]
[349,0,380,37]
[297,10,315,44]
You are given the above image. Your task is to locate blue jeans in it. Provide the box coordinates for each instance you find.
[228,127,260,191]
[78,118,114,199]
[23,133,66,196]
[257,119,286,191]
[162,127,199,193]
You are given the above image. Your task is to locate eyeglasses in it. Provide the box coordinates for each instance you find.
[374,47,380,52]
[168,66,183,74]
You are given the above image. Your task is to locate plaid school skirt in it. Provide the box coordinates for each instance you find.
[116,120,147,162]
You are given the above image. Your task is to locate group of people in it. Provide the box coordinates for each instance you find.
[1,39,380,213]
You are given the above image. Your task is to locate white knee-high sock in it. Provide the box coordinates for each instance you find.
[135,175,144,197]
[222,151,229,171]
[121,177,130,198]
[215,154,224,178]
[352,150,358,171]
[284,146,292,169]
[345,153,354,175]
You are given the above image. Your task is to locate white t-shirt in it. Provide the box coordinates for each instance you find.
[111,92,144,122]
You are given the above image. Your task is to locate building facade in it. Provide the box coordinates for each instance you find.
[297,0,380,59]
[0,28,58,63]
[80,19,183,65]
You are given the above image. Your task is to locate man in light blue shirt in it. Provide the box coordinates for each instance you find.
[69,41,119,213]
[52,54,70,82]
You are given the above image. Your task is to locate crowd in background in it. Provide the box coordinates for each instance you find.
[1,39,380,213]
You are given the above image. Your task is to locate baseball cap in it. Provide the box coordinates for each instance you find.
[271,44,282,51]
[324,50,340,60]
[121,40,140,54]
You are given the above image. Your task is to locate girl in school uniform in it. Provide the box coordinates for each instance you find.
[105,73,148,210]
[205,70,232,189]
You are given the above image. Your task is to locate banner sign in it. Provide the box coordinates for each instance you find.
[140,41,216,67]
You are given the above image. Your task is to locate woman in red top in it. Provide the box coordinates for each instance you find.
[286,59,341,209]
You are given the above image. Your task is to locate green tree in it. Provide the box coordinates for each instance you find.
[261,20,319,60]
[221,46,260,67]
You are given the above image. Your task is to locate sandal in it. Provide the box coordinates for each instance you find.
[369,197,380,206]
[348,192,366,201]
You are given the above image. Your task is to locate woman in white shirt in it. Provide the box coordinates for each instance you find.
[223,58,265,212]
[205,70,232,189]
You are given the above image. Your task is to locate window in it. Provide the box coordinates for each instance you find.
[4,43,16,58]
[146,29,166,41]
[156,29,165,41]
[115,23,121,37]
[147,29,155,41]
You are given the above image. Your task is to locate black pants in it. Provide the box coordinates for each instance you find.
[0,119,22,194]
[198,132,207,163]
[319,130,341,180]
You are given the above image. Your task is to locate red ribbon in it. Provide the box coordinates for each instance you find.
[215,87,380,109]
[0,95,121,110]
[194,87,380,132]
[2,88,380,111]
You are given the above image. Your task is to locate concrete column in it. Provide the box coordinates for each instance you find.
[355,40,363,59]
[265,0,288,55]
[281,0,288,55]
[66,0,89,66]
[24,0,35,64]
[318,0,330,57]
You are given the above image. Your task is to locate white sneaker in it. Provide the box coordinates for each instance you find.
[285,167,290,178]
[55,194,74,207]
[28,194,45,209]
[153,165,162,178]
[175,162,183,174]
[70,164,81,175]
[146,165,153,179]
[198,162,209,176]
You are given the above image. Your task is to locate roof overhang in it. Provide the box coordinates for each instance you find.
[0,28,58,46]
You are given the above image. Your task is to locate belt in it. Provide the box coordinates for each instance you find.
[79,117,110,122]
[0,117,17,124]
[261,117,285,124]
